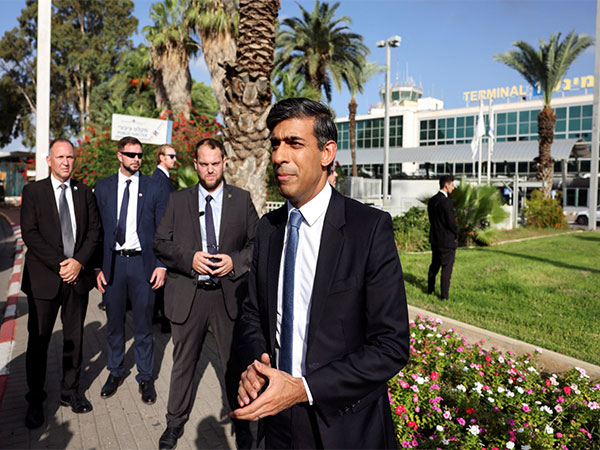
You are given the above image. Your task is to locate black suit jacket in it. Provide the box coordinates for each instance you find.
[21,177,101,299]
[151,167,175,194]
[428,191,458,249]
[237,189,409,448]
[153,183,259,324]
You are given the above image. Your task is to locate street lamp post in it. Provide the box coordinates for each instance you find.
[376,35,401,203]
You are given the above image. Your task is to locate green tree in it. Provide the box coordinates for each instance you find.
[0,0,137,147]
[494,31,592,198]
[274,0,368,102]
[222,0,280,214]
[144,0,201,119]
[272,71,320,101]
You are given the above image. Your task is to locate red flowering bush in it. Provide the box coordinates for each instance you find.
[72,110,221,187]
[388,315,600,449]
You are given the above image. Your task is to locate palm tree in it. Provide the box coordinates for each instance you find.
[347,62,384,177]
[144,0,201,119]
[274,0,368,102]
[272,72,320,101]
[222,0,280,214]
[192,0,238,117]
[494,31,592,198]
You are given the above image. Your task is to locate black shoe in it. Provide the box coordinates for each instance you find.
[25,403,44,429]
[60,392,93,414]
[139,380,156,404]
[101,374,124,398]
[98,302,106,311]
[159,426,183,450]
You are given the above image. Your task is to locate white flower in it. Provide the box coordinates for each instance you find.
[498,356,505,363]
[497,386,505,393]
[436,425,444,432]
[468,425,480,436]
[588,401,599,410]
[521,445,531,450]
[540,405,553,415]
[439,352,445,356]
[416,376,427,385]
[442,439,449,445]
[506,442,515,449]
[517,428,524,433]
[516,386,524,394]
[575,367,590,379]
[456,384,466,392]
[487,397,495,403]
[505,391,515,398]
[545,424,554,434]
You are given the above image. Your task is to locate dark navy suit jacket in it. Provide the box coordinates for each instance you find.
[151,167,175,194]
[94,172,168,283]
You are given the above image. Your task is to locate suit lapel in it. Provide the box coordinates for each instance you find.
[219,184,231,245]
[189,184,203,248]
[71,179,83,245]
[306,191,346,355]
[43,177,61,232]
[137,174,146,223]
[267,206,287,356]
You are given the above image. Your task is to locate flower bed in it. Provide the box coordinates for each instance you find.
[388,315,600,449]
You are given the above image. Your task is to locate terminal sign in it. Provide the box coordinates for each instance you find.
[111,114,173,145]
[463,74,594,103]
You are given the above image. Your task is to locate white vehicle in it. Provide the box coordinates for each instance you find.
[574,206,600,226]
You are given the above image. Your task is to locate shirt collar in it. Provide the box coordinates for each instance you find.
[50,174,71,189]
[157,165,169,177]
[118,170,140,185]
[287,182,332,227]
[439,189,448,198]
[198,181,224,203]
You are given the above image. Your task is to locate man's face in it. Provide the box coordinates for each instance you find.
[194,145,226,192]
[46,141,75,183]
[271,117,336,208]
[118,143,143,175]
[446,181,455,194]
[160,147,177,170]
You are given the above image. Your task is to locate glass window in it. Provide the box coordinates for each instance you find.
[577,189,588,207]
[457,117,465,127]
[569,118,581,131]
[569,106,581,118]
[582,118,592,130]
[519,110,529,122]
[439,118,445,128]
[581,160,591,172]
[518,162,529,173]
[582,104,593,117]
[420,121,427,130]
[465,163,473,173]
[556,107,567,119]
[507,124,517,135]
[555,120,566,132]
[566,188,576,206]
[497,113,506,125]
[447,118,454,127]
[519,123,529,134]
[507,112,517,123]
[466,116,474,127]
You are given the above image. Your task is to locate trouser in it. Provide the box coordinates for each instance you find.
[427,246,456,299]
[25,283,88,405]
[104,254,155,383]
[165,286,249,437]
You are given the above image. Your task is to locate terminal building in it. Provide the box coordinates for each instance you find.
[334,74,597,218]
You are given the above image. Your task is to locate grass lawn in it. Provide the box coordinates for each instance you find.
[400,231,600,366]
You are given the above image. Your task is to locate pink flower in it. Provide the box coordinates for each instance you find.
[395,405,407,415]
[431,371,440,380]
[556,432,563,438]
[522,404,530,412]
[430,384,440,392]
[457,417,466,426]
[580,428,592,439]
[400,380,410,389]
[457,346,464,353]
[563,386,572,395]
[443,411,452,419]
[557,396,565,403]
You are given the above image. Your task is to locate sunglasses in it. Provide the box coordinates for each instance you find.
[120,151,143,159]
[166,154,177,159]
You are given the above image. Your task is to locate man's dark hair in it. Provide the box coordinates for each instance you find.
[266,98,337,150]
[194,138,225,159]
[49,138,74,154]
[117,136,142,152]
[439,174,454,189]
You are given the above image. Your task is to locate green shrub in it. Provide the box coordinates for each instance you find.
[523,190,568,229]
[393,207,430,252]
[450,181,508,246]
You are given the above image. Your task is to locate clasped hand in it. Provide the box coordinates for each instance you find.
[192,251,233,277]
[59,258,81,284]
[230,353,308,421]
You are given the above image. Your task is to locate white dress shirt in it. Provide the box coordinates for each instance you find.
[50,174,77,239]
[197,182,224,280]
[157,165,169,177]
[115,171,142,251]
[439,189,448,197]
[276,182,332,402]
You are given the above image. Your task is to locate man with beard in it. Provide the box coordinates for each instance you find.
[154,138,258,450]
[94,136,168,404]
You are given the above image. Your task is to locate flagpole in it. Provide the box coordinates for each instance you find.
[478,135,482,185]
[487,99,494,184]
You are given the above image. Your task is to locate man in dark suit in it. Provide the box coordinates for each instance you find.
[151,144,176,333]
[21,138,101,429]
[154,138,258,450]
[94,136,168,404]
[231,98,409,449]
[152,144,177,194]
[427,175,458,300]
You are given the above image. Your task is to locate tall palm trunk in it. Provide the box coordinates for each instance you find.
[348,96,358,176]
[537,105,556,198]
[149,41,192,120]
[222,0,280,215]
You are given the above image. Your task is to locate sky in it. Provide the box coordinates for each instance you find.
[0,0,597,151]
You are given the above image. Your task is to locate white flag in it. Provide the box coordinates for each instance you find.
[488,99,495,155]
[471,101,485,159]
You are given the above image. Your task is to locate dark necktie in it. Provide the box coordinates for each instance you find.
[59,184,74,258]
[205,194,220,284]
[280,209,303,374]
[116,179,131,246]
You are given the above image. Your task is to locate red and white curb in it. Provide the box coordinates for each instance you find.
[0,223,24,408]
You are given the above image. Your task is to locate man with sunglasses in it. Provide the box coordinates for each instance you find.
[152,145,177,333]
[94,136,168,405]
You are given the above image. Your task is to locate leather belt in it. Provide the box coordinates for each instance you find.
[197,280,220,290]
[114,249,142,257]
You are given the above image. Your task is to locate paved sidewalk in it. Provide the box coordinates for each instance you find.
[0,211,249,449]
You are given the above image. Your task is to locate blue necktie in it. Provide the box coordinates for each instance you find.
[205,195,220,284]
[280,209,303,374]
[116,179,131,246]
